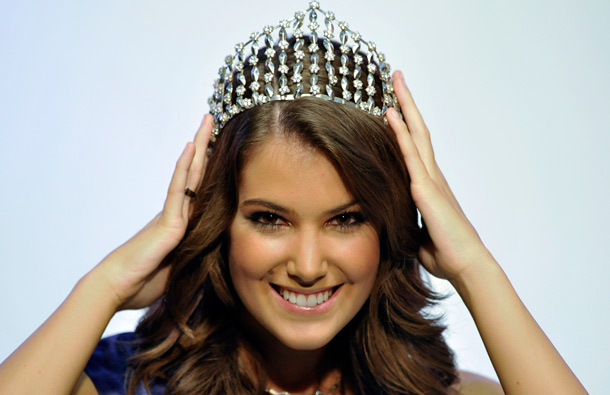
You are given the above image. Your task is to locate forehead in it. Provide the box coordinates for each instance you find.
[238,136,353,208]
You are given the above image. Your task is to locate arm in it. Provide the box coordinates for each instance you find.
[0,115,213,394]
[386,72,586,394]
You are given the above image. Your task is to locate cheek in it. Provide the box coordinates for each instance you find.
[332,231,380,284]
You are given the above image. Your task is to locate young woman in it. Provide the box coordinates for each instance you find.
[0,3,587,394]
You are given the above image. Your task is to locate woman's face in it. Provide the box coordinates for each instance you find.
[229,135,380,351]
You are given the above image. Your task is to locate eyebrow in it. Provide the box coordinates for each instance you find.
[241,199,360,216]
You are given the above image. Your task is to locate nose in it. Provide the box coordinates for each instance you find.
[286,229,328,285]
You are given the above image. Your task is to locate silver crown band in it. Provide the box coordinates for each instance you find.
[207,1,402,143]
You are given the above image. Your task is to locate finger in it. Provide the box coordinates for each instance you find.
[392,71,435,169]
[163,142,196,221]
[185,113,213,194]
[387,107,430,187]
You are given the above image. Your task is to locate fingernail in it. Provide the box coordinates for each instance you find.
[388,108,400,119]
[397,70,407,87]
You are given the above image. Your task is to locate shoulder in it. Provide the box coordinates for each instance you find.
[453,371,504,395]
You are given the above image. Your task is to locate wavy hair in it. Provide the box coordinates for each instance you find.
[127,38,457,395]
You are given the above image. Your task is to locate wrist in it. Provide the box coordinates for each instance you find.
[448,250,505,305]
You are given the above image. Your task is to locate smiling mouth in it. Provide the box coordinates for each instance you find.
[271,285,341,307]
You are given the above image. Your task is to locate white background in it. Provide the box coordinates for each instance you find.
[0,0,608,392]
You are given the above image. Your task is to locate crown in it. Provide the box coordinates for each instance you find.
[207,1,402,142]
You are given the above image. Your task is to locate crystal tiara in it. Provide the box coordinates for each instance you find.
[207,1,402,142]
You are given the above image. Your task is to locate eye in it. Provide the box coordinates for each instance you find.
[247,211,288,229]
[327,212,367,230]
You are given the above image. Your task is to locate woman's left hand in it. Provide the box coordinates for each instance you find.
[386,70,494,282]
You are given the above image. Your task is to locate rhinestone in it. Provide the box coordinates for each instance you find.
[225,83,233,94]
[311,74,318,85]
[339,66,349,75]
[323,38,334,52]
[353,79,363,89]
[329,75,338,85]
[294,38,305,51]
[265,83,274,97]
[265,59,275,72]
[295,11,305,20]
[294,29,303,38]
[278,64,289,74]
[264,72,274,82]
[279,52,287,65]
[294,83,303,98]
[223,93,231,105]
[338,21,349,30]
[279,40,289,50]
[309,1,320,10]
[368,42,376,51]
[366,97,374,111]
[354,66,361,80]
[324,52,335,62]
[311,52,319,64]
[367,73,375,86]
[265,47,276,58]
[259,95,269,104]
[263,25,273,34]
[279,27,287,41]
[340,44,350,54]
[326,85,334,99]
[248,56,258,66]
[238,73,246,86]
[366,85,376,96]
[294,61,304,75]
[236,85,246,96]
[341,76,349,90]
[324,29,334,39]
[235,61,244,71]
[251,67,260,81]
[235,43,244,52]
[292,74,302,83]
[221,112,229,123]
[309,9,318,22]
[310,85,321,95]
[367,63,377,74]
[249,32,260,40]
[243,98,253,108]
[326,63,335,77]
[309,63,320,73]
[295,50,305,60]
[354,90,362,104]
[378,53,386,62]
[308,21,319,31]
[342,90,352,101]
[279,85,290,95]
[308,42,319,53]
[225,55,233,64]
[354,54,363,65]
[339,30,348,45]
[352,32,361,41]
[280,19,290,29]
[229,105,239,115]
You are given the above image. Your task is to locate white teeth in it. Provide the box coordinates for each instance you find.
[278,287,334,307]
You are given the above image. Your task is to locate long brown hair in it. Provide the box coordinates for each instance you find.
[127,38,457,395]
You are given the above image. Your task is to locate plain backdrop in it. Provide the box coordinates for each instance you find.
[1,0,608,392]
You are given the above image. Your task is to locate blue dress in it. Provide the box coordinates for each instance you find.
[84,332,166,395]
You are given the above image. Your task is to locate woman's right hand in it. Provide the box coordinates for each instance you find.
[92,114,213,311]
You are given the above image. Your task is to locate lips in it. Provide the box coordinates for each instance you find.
[271,284,341,308]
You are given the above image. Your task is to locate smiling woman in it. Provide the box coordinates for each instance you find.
[0,2,588,395]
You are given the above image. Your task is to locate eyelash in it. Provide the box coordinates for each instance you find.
[246,211,367,232]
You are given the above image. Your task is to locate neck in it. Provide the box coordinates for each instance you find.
[240,313,342,394]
